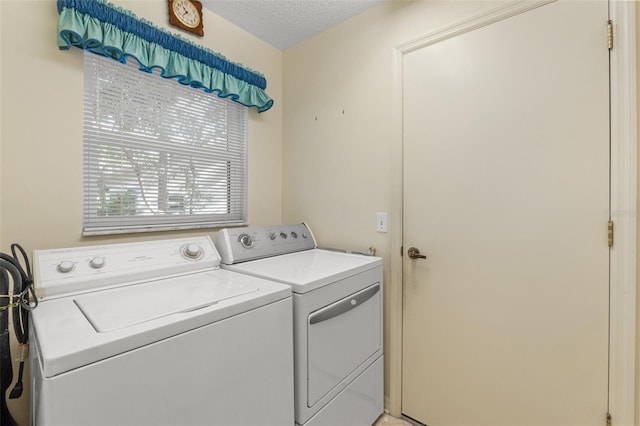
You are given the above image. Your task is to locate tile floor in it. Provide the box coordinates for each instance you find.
[374,413,415,426]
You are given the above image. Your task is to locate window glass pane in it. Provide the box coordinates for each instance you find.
[83,53,248,235]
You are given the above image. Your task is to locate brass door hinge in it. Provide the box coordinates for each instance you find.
[608,20,614,50]
[608,220,614,248]
[606,412,612,426]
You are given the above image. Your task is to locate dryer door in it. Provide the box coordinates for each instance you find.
[307,282,382,406]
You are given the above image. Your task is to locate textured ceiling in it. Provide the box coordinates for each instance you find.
[201,0,385,50]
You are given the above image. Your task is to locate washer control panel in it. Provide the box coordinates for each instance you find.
[215,223,316,264]
[34,236,219,300]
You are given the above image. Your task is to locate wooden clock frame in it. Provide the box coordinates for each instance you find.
[168,0,204,37]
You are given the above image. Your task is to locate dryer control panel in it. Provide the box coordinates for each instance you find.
[34,236,220,300]
[215,223,317,264]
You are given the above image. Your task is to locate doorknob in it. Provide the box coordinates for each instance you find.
[407,247,427,260]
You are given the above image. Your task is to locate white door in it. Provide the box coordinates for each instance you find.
[401,1,610,425]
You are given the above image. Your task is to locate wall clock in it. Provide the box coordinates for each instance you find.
[168,0,204,37]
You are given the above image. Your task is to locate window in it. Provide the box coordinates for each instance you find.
[83,53,248,235]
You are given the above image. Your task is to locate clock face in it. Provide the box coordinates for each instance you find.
[172,0,201,29]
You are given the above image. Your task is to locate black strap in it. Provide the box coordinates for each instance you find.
[0,269,15,426]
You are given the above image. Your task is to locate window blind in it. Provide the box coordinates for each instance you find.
[83,53,248,235]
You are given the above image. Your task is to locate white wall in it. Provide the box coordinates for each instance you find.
[0,1,282,423]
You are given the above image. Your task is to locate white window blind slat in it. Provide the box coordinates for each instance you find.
[83,53,248,235]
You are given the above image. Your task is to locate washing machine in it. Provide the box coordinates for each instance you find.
[30,236,294,426]
[215,224,383,426]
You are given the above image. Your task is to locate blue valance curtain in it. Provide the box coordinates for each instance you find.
[57,0,273,112]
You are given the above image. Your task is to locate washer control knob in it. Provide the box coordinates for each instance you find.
[89,257,105,269]
[268,232,277,241]
[279,232,288,239]
[57,261,74,273]
[184,244,203,259]
[291,231,298,239]
[238,234,254,249]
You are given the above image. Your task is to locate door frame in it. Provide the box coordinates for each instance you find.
[388,1,637,423]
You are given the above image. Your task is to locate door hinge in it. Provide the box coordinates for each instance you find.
[608,220,614,247]
[607,20,614,50]
[606,412,612,426]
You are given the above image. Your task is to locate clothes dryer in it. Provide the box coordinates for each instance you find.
[215,224,383,426]
[30,236,294,426]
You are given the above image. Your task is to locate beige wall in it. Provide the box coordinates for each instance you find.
[2,0,639,424]
[284,0,640,419]
[0,0,283,254]
[282,0,507,406]
[637,2,640,423]
[0,1,282,423]
[0,0,3,241]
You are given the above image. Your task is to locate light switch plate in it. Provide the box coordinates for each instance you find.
[376,212,388,233]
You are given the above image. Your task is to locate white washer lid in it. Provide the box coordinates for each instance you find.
[222,249,383,294]
[75,276,258,332]
[31,269,291,378]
